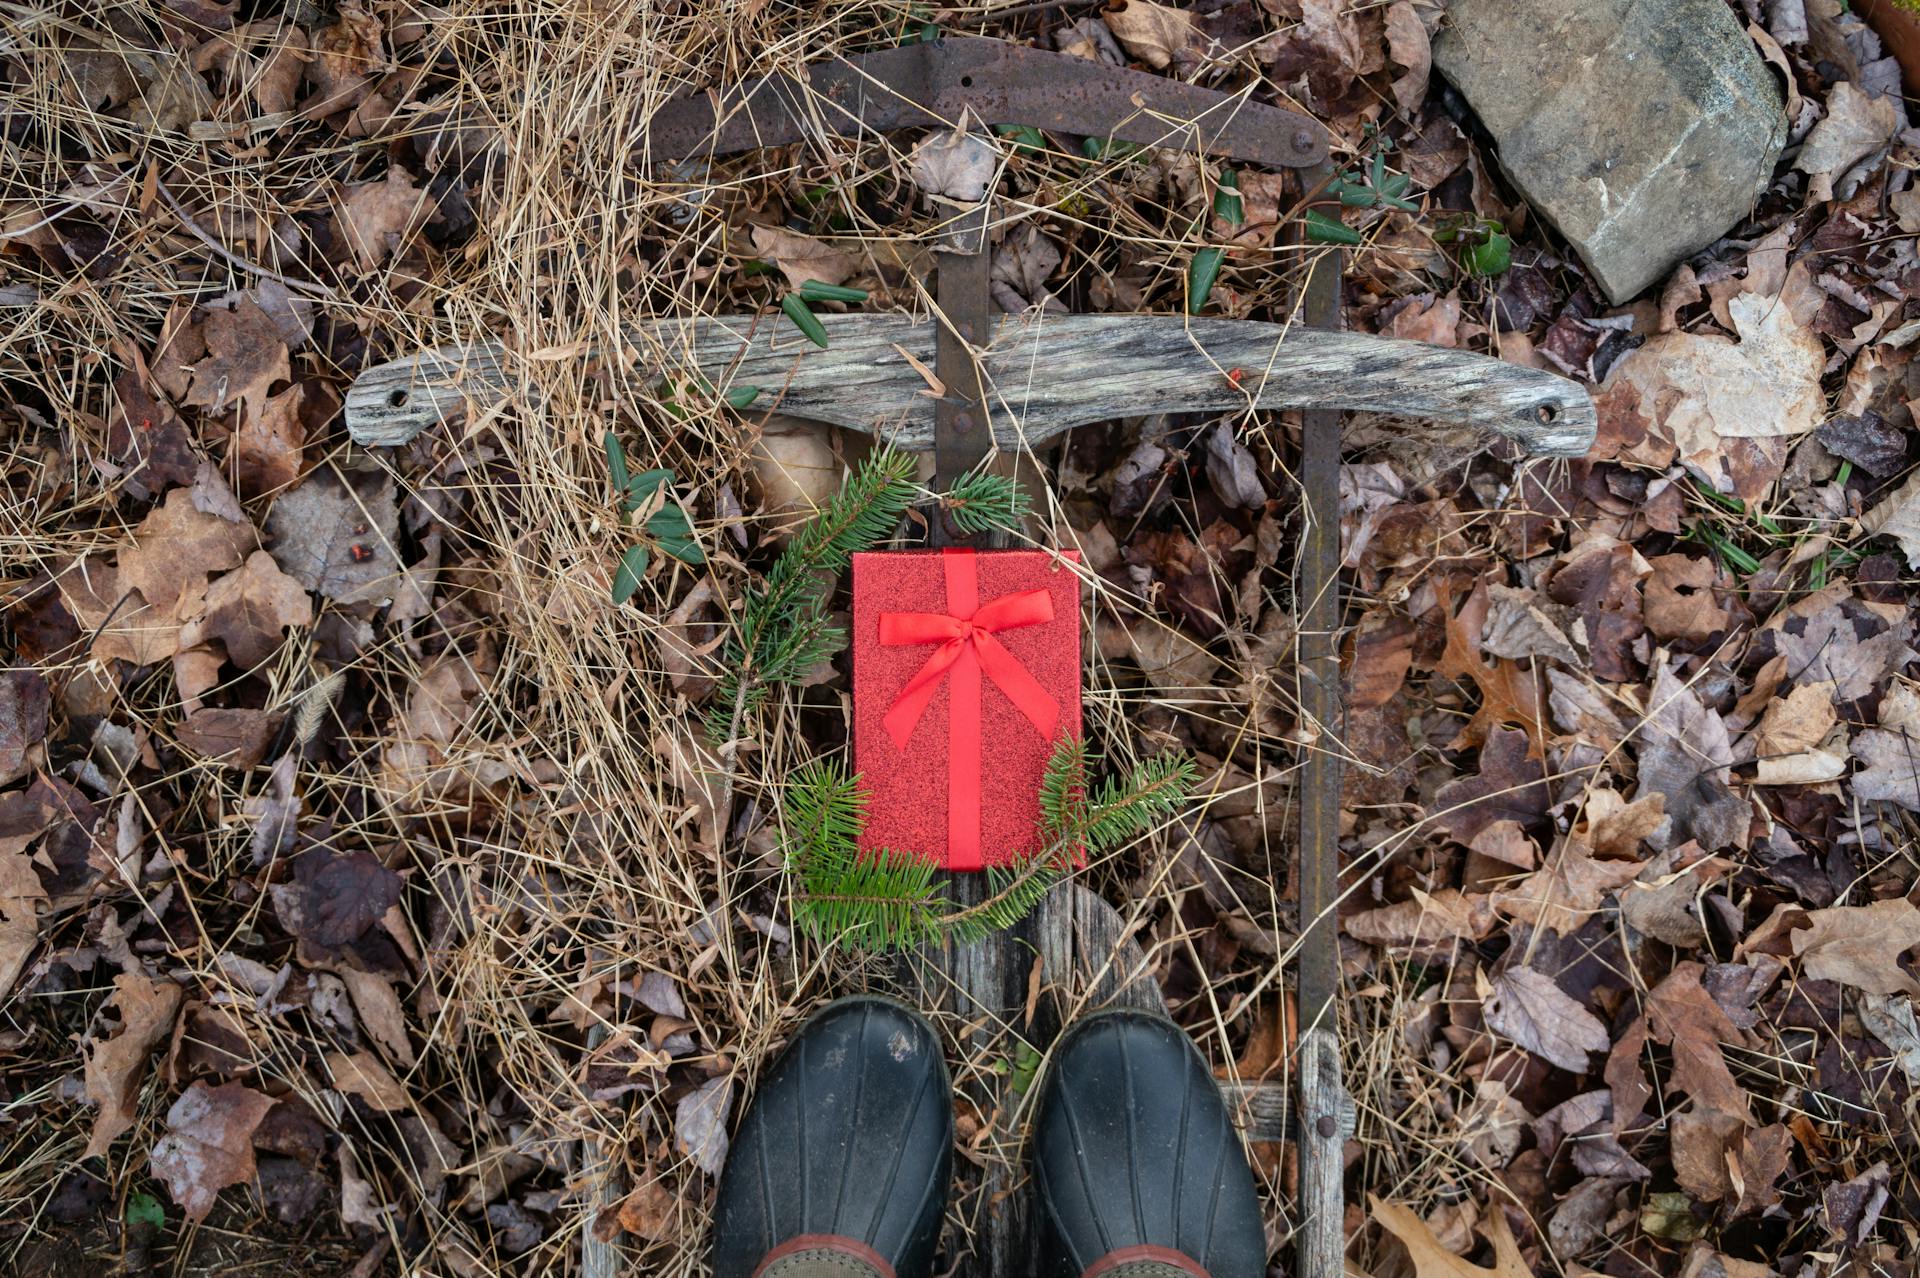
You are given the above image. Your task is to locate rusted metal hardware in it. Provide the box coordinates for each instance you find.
[1293,161,1357,1278]
[641,36,1329,169]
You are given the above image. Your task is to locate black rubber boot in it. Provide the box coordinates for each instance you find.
[711,996,953,1278]
[1032,1010,1268,1278]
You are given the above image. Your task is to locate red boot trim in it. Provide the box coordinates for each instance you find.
[1081,1243,1212,1278]
[751,1233,896,1278]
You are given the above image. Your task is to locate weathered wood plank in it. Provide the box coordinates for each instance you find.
[345,315,1596,457]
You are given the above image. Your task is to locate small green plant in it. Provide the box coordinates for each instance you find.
[706,450,1029,740]
[780,279,871,349]
[1433,213,1512,277]
[606,433,705,603]
[784,736,1197,951]
[126,1191,165,1231]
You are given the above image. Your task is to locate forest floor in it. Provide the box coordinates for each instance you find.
[3,2,1919,1277]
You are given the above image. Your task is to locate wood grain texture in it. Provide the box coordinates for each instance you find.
[1296,1027,1357,1278]
[345,314,1597,457]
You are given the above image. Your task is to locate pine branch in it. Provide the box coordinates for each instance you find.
[782,740,1197,953]
[706,447,917,738]
[939,469,1030,536]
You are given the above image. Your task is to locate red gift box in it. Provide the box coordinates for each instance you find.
[853,547,1083,871]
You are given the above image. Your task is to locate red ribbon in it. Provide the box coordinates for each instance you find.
[878,548,1059,869]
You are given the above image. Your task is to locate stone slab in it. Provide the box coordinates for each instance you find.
[1435,0,1787,302]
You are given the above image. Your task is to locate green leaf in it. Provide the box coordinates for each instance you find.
[612,544,649,603]
[781,293,829,348]
[646,504,692,539]
[1464,228,1512,277]
[725,384,764,410]
[1303,209,1361,245]
[995,123,1047,155]
[1187,247,1226,315]
[603,432,628,490]
[126,1192,165,1231]
[623,468,674,512]
[1213,170,1243,226]
[1081,136,1143,163]
[799,279,870,304]
[655,533,706,566]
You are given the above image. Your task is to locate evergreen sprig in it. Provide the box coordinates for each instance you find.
[707,446,918,737]
[941,469,1030,536]
[785,737,1195,952]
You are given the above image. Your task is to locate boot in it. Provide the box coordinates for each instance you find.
[1032,1009,1268,1278]
[711,996,953,1278]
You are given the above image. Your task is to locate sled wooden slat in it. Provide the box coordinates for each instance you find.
[345,314,1597,458]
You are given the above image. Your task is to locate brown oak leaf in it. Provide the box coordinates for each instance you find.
[149,1080,277,1221]
[1790,898,1920,996]
[1646,962,1754,1124]
[338,168,430,269]
[83,971,184,1157]
[183,298,290,421]
[187,550,314,669]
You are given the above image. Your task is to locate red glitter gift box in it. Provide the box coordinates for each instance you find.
[852,547,1083,871]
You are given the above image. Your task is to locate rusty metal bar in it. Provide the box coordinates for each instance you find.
[640,37,1326,169]
[1293,161,1354,1278]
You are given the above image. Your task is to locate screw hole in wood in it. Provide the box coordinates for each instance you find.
[388,389,409,408]
[1535,402,1557,424]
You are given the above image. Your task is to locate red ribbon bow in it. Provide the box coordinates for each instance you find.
[878,548,1060,869]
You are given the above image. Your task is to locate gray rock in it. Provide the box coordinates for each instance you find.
[1434,0,1787,303]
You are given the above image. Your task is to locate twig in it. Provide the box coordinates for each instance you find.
[153,179,342,302]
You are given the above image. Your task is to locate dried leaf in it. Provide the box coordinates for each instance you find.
[148,1080,277,1221]
[1595,290,1824,496]
[267,468,402,604]
[184,298,291,421]
[1102,0,1197,69]
[1795,81,1899,201]
[246,753,300,866]
[338,168,430,269]
[1483,966,1611,1071]
[185,550,314,669]
[118,486,256,626]
[908,127,999,203]
[1347,888,1497,956]
[1370,1194,1531,1278]
[0,670,49,788]
[1773,599,1915,702]
[1644,554,1731,644]
[325,1049,410,1112]
[675,1074,732,1176]
[340,966,415,1066]
[1851,681,1920,810]
[176,708,283,769]
[1790,898,1920,995]
[1433,728,1550,844]
[1635,658,1748,853]
[296,847,401,949]
[1383,1,1431,116]
[749,225,860,291]
[83,972,185,1157]
[1646,962,1754,1123]
[1752,680,1836,758]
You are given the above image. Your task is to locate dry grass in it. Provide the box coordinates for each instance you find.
[0,1,1373,1274]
